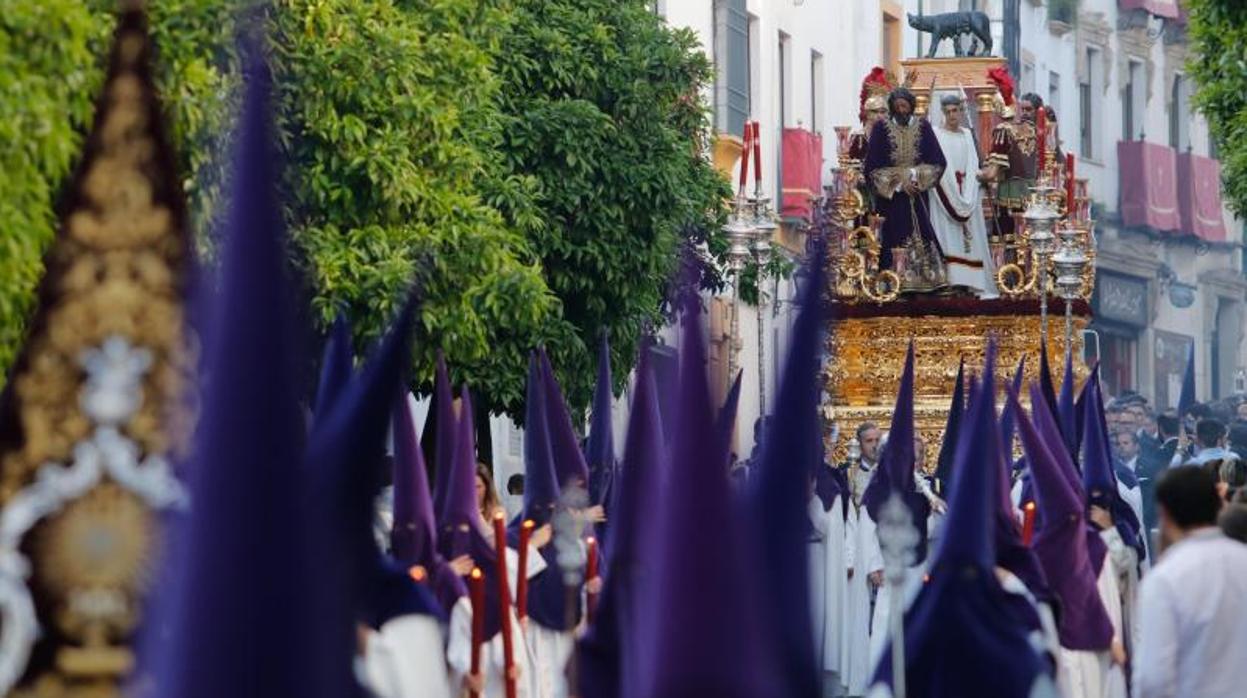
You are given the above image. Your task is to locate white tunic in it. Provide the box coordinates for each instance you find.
[808,492,848,681]
[359,615,453,698]
[930,125,995,296]
[1057,554,1128,698]
[842,463,881,696]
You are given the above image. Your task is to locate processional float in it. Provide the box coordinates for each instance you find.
[816,54,1095,470]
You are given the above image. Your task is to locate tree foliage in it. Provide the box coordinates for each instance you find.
[1188,0,1247,216]
[491,0,730,408]
[0,0,728,418]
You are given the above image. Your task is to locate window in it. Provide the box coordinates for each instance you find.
[778,32,791,128]
[882,7,901,76]
[1079,47,1100,159]
[810,50,824,134]
[649,0,665,16]
[1123,60,1146,141]
[1100,331,1137,397]
[1022,62,1036,96]
[712,0,749,137]
[1170,75,1191,152]
[1048,71,1060,120]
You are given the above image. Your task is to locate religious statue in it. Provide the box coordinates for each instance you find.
[863,87,947,288]
[929,93,996,297]
[982,67,1041,244]
[907,11,993,57]
[843,67,894,225]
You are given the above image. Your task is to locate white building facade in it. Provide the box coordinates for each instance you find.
[485,0,1244,486]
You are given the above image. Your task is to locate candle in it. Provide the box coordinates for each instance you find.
[516,519,534,620]
[469,567,484,698]
[1035,108,1047,174]
[1065,153,1076,216]
[752,121,763,185]
[492,512,517,698]
[408,565,427,583]
[738,122,751,193]
[586,536,600,622]
[1022,501,1037,546]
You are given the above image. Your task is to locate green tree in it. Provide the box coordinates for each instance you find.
[0,2,108,376]
[490,0,730,408]
[1188,0,1247,216]
[1,0,729,420]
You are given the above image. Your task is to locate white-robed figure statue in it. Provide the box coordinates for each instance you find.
[929,93,996,296]
[809,444,850,692]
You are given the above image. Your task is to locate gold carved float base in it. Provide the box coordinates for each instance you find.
[821,298,1090,470]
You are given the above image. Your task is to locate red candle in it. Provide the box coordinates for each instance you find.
[492,512,517,698]
[516,519,534,620]
[1022,501,1037,546]
[752,121,763,184]
[738,122,751,192]
[1036,108,1047,173]
[585,536,600,622]
[468,567,485,698]
[1065,153,1076,215]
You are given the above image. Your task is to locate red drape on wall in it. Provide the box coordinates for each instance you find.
[781,127,824,220]
[1118,141,1181,233]
[1176,152,1227,242]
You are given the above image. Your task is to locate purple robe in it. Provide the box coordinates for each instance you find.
[864,117,947,270]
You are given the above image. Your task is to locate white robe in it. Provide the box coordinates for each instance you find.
[359,615,454,698]
[842,492,880,696]
[930,124,995,296]
[522,540,583,698]
[1057,553,1128,698]
[808,493,848,685]
[446,544,547,698]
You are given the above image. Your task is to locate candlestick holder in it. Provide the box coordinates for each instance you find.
[723,212,754,387]
[751,193,778,415]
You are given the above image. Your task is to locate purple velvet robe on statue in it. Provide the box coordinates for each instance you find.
[864,117,947,270]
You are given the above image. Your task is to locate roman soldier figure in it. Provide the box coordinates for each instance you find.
[983,67,1038,243]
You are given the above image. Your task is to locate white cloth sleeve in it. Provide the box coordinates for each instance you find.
[1133,576,1179,698]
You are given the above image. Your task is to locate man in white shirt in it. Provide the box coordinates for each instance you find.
[1134,467,1247,698]
[1185,418,1240,467]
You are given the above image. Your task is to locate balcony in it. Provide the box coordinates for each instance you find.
[1118,140,1180,233]
[1176,152,1228,243]
[1118,0,1180,19]
[780,127,823,221]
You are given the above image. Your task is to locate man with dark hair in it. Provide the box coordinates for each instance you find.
[1188,418,1239,466]
[1136,411,1181,556]
[863,87,948,279]
[984,85,1043,242]
[1134,467,1247,697]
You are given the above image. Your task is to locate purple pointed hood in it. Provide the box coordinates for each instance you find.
[999,355,1026,468]
[578,348,666,698]
[149,50,334,697]
[1010,383,1114,651]
[392,390,466,613]
[1038,342,1060,426]
[1177,344,1195,419]
[1057,347,1078,456]
[863,342,931,565]
[587,331,618,506]
[436,386,505,639]
[716,370,743,463]
[641,294,779,697]
[313,315,352,422]
[522,353,561,524]
[933,358,966,495]
[748,242,827,698]
[430,353,456,523]
[872,340,1054,697]
[1080,366,1143,555]
[539,349,592,490]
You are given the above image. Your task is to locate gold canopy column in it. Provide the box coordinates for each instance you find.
[0,5,195,696]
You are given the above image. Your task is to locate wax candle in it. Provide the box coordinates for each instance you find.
[408,565,427,583]
[516,519,534,620]
[738,122,751,192]
[469,567,484,698]
[752,121,763,184]
[586,536,600,622]
[1036,108,1047,174]
[492,513,517,698]
[1065,153,1076,216]
[1022,501,1037,546]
